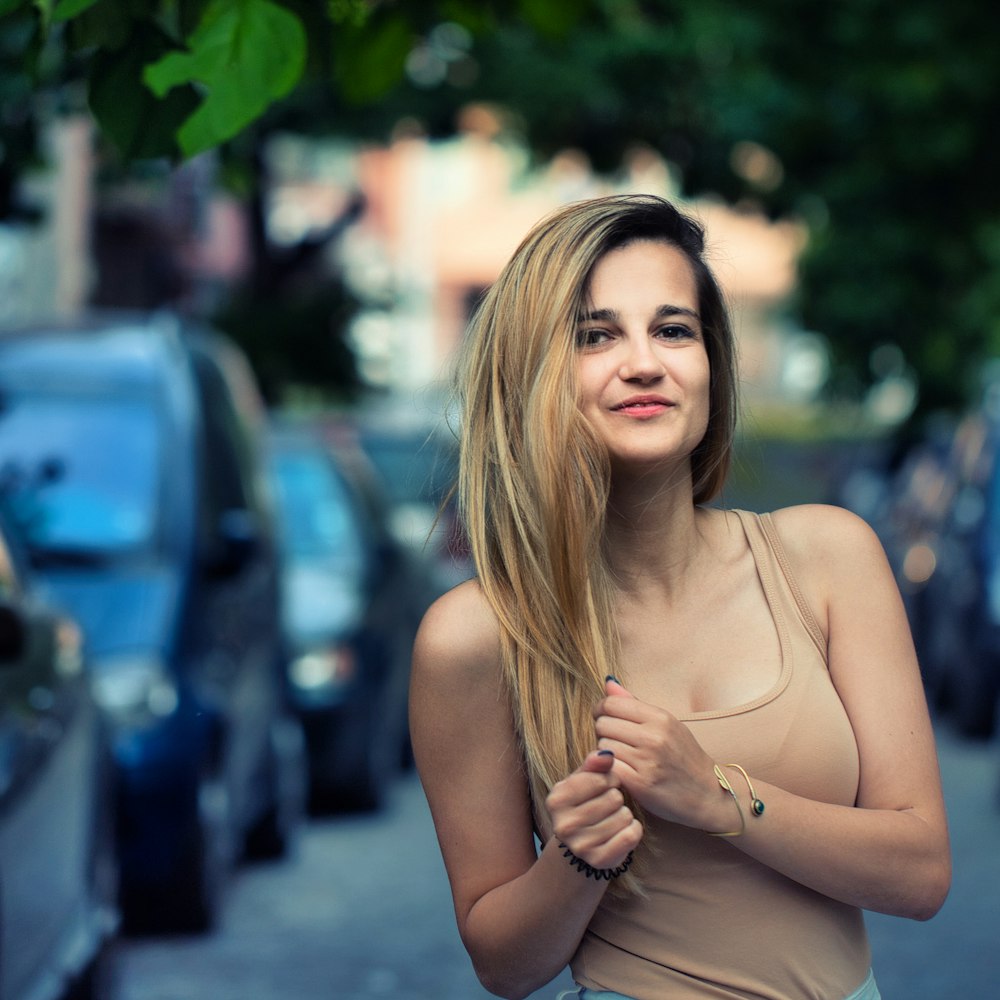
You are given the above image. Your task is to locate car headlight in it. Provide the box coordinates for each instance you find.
[90,653,179,726]
[289,645,356,692]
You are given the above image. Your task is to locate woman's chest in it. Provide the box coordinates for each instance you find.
[616,560,784,716]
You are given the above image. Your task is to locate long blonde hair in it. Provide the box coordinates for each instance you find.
[454,195,738,868]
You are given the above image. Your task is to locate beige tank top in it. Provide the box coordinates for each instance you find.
[570,510,871,1000]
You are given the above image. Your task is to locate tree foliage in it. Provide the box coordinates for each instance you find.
[2,0,998,413]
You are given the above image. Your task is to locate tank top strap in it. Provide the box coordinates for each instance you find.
[732,509,828,662]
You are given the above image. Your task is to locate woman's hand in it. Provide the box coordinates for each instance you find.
[594,677,734,833]
[545,748,643,870]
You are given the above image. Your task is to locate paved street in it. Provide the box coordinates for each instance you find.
[112,716,999,999]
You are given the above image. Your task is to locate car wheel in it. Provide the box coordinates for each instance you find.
[348,691,400,812]
[160,772,234,933]
[120,771,232,934]
[245,715,306,860]
[311,694,396,814]
[65,939,118,1000]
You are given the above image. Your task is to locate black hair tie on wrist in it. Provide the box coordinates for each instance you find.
[558,842,635,880]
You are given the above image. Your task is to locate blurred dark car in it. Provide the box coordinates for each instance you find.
[267,422,430,811]
[0,507,118,1000]
[915,408,1000,738]
[871,405,1000,739]
[351,413,472,597]
[0,314,304,933]
[867,418,959,672]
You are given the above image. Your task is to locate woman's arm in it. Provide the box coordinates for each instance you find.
[410,581,641,1000]
[741,503,951,918]
[594,504,950,920]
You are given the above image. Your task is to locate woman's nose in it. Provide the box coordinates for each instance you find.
[618,336,665,382]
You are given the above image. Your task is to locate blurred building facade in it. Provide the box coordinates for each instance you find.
[264,112,809,403]
[0,117,93,327]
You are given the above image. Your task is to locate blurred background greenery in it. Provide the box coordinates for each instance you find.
[2,0,998,436]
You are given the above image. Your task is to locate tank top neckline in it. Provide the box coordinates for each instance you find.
[676,509,794,722]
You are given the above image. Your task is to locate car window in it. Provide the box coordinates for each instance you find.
[270,449,368,577]
[0,392,162,556]
[358,433,457,507]
[191,351,255,525]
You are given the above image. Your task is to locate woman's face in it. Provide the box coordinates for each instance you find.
[575,239,711,476]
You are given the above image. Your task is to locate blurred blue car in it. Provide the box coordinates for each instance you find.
[0,314,304,932]
[352,417,473,597]
[0,505,118,1000]
[267,423,432,811]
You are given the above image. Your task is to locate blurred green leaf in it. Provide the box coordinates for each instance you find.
[31,0,51,26]
[331,10,411,105]
[516,0,579,37]
[52,0,101,20]
[68,0,134,51]
[144,0,306,156]
[436,0,497,35]
[177,0,213,37]
[326,0,368,28]
[89,20,200,159]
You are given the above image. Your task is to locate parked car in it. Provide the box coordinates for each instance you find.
[0,313,304,933]
[0,505,118,1000]
[350,413,472,596]
[870,406,1000,739]
[266,421,430,811]
[915,409,1000,738]
[867,417,960,687]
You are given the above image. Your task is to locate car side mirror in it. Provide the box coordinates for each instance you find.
[0,600,27,664]
[205,508,260,578]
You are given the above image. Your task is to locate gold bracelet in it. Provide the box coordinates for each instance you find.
[723,763,766,817]
[708,764,745,837]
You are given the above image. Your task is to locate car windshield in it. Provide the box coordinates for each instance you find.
[0,391,162,559]
[270,448,367,576]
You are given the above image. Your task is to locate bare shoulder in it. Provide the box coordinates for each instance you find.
[767,504,892,624]
[769,503,885,571]
[413,577,502,687]
[410,578,510,745]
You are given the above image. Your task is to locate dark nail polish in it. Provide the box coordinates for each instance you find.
[605,674,619,683]
[597,749,614,757]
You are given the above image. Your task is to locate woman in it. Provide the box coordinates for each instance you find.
[409,194,950,1000]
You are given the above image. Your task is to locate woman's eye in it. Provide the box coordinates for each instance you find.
[576,328,610,348]
[656,324,696,341]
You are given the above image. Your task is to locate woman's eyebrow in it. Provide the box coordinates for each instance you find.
[577,304,701,323]
[655,304,701,322]
[577,307,619,323]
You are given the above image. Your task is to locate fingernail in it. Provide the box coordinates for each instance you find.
[605,675,619,683]
[597,749,614,757]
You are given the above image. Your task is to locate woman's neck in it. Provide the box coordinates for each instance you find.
[604,466,705,597]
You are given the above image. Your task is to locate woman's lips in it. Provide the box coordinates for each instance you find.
[613,396,674,416]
